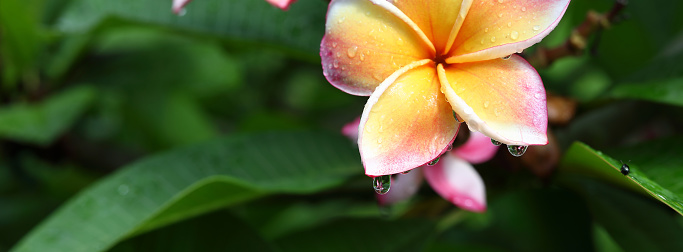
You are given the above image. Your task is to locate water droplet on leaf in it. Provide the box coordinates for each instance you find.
[507,145,528,157]
[178,8,187,16]
[118,184,130,196]
[373,175,391,194]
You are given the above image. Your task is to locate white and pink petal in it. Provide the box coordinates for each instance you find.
[424,153,487,212]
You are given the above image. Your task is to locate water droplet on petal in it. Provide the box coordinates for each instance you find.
[332,42,338,48]
[373,175,391,194]
[507,145,528,157]
[510,31,519,40]
[491,139,502,146]
[490,36,496,42]
[533,25,540,31]
[502,54,512,60]
[507,22,512,27]
[521,6,527,12]
[333,60,339,68]
[497,0,503,3]
[484,28,489,33]
[427,156,440,166]
[484,101,490,108]
[359,52,365,61]
[498,13,503,18]
[447,145,453,151]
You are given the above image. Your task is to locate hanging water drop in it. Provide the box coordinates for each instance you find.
[453,111,462,123]
[427,156,440,166]
[491,139,502,146]
[401,170,411,174]
[373,175,391,194]
[501,54,512,60]
[507,145,528,157]
[447,145,453,151]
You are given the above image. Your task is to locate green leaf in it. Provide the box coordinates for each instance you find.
[564,176,683,252]
[274,218,436,252]
[11,131,361,252]
[55,0,327,60]
[110,210,276,252]
[610,77,683,107]
[559,141,683,215]
[0,0,44,87]
[0,85,96,145]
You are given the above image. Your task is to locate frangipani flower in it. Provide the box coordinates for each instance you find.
[172,0,297,14]
[321,0,570,176]
[343,119,498,212]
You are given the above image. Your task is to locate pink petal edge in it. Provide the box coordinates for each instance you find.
[424,154,487,212]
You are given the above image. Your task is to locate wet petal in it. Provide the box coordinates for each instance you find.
[377,168,424,206]
[321,0,433,96]
[359,61,458,176]
[172,0,191,14]
[424,154,486,212]
[453,130,499,164]
[438,55,547,146]
[266,0,296,10]
[391,0,472,54]
[446,0,570,63]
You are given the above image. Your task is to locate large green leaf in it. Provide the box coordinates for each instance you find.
[110,210,276,252]
[559,141,683,215]
[11,131,361,252]
[275,218,436,252]
[55,0,327,59]
[565,176,683,252]
[0,85,96,145]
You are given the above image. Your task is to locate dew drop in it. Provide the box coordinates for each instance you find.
[507,22,512,27]
[491,139,502,146]
[480,39,485,45]
[333,60,339,68]
[428,156,440,166]
[117,184,130,196]
[490,36,496,42]
[510,30,519,40]
[507,145,528,157]
[347,46,357,58]
[332,42,338,48]
[484,101,490,108]
[521,6,527,12]
[373,175,391,194]
[498,13,503,18]
[533,25,540,31]
[484,28,489,33]
[359,52,366,61]
[502,54,512,60]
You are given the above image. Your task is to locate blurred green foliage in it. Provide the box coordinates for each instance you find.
[2,0,683,251]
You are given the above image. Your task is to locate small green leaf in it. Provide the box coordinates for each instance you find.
[55,0,327,59]
[0,85,96,145]
[559,141,683,215]
[275,218,436,252]
[11,131,361,252]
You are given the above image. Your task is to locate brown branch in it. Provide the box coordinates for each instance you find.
[526,0,628,68]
